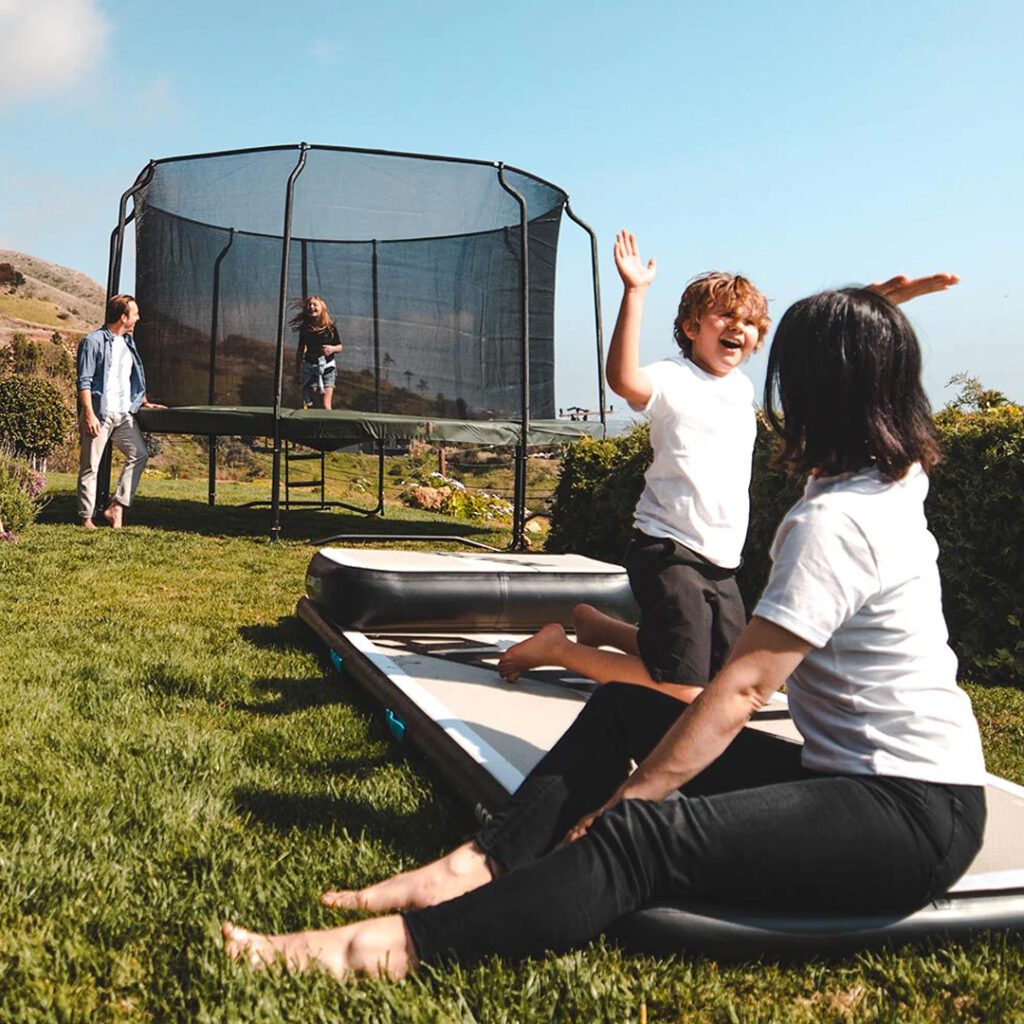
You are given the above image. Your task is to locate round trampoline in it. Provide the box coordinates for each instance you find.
[103,143,607,542]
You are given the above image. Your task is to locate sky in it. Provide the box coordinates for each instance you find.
[2,0,1023,414]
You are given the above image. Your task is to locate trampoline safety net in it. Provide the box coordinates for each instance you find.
[132,146,568,420]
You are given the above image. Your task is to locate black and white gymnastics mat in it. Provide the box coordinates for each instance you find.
[298,548,1024,959]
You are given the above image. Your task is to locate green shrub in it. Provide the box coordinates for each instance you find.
[547,404,1024,686]
[0,374,76,461]
[929,403,1024,684]
[546,424,651,561]
[736,417,804,609]
[0,453,46,537]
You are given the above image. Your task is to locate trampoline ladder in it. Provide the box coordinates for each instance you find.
[284,439,327,510]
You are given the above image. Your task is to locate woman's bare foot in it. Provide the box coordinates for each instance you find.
[322,840,493,913]
[222,915,416,980]
[497,623,571,683]
[81,518,97,529]
[102,503,124,529]
[572,603,640,654]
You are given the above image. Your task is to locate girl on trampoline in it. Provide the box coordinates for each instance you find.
[293,295,343,409]
[223,262,987,979]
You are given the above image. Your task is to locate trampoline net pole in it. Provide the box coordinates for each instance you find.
[208,229,236,506]
[565,200,606,429]
[497,165,530,551]
[270,144,310,541]
[99,164,152,517]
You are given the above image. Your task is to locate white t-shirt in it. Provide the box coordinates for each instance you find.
[754,464,986,784]
[106,334,134,415]
[632,353,755,569]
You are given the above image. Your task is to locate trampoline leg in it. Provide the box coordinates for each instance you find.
[208,434,217,506]
[96,440,113,517]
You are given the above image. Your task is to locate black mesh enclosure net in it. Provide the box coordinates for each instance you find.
[131,145,570,421]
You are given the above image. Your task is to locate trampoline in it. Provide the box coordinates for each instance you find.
[298,549,1024,960]
[101,143,608,544]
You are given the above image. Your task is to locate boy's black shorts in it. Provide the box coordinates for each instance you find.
[624,529,746,685]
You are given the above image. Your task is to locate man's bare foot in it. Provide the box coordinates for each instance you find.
[81,518,97,530]
[102,503,124,529]
[497,623,570,683]
[322,840,493,913]
[222,915,415,980]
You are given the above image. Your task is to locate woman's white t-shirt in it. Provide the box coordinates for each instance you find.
[632,354,756,569]
[754,464,986,784]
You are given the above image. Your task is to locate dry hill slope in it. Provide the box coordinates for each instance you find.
[0,250,104,352]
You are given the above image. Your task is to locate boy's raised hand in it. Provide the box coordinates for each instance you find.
[614,230,657,289]
[867,273,960,305]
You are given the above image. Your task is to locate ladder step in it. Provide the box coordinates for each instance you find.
[286,452,324,462]
[286,480,322,488]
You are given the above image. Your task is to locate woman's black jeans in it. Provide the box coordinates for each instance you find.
[404,683,986,964]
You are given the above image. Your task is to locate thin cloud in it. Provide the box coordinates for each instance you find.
[0,0,110,107]
[131,74,182,125]
[309,41,337,62]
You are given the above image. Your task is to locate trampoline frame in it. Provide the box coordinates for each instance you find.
[99,143,607,547]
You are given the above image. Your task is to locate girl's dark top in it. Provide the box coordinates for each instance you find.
[299,324,341,362]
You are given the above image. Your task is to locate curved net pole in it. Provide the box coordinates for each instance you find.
[106,162,154,299]
[270,144,310,541]
[207,228,237,506]
[564,199,607,430]
[97,163,156,514]
[497,165,529,552]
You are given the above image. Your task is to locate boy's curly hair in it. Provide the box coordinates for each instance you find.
[673,272,770,357]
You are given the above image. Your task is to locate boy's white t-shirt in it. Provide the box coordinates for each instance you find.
[106,334,134,415]
[632,353,755,569]
[754,464,986,784]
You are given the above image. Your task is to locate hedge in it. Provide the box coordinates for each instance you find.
[547,407,1024,686]
[0,374,76,461]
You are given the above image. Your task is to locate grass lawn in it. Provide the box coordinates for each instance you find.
[1,476,1022,1022]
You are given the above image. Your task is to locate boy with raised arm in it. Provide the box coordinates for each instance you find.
[499,230,769,698]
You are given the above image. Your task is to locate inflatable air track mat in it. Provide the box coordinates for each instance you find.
[299,548,1024,959]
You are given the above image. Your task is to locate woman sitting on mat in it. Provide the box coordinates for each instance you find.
[293,295,343,410]
[224,278,987,979]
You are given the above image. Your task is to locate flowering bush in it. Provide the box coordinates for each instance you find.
[400,471,513,521]
[0,450,47,539]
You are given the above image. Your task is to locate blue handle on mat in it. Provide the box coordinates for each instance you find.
[329,649,344,673]
[385,708,406,743]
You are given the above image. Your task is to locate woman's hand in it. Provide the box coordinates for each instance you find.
[868,273,959,305]
[614,230,657,290]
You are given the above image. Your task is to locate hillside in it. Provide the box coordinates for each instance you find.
[0,249,104,353]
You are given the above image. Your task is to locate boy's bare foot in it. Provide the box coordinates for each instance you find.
[222,916,415,980]
[498,623,570,683]
[572,603,641,655]
[81,518,97,529]
[322,840,493,913]
[102,503,124,529]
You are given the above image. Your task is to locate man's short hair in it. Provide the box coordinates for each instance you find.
[105,294,137,324]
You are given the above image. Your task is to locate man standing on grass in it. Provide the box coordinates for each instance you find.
[76,294,162,529]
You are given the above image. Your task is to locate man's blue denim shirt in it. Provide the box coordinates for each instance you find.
[76,327,147,417]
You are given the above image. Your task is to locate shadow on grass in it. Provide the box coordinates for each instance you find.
[232,786,459,857]
[38,489,498,544]
[233,676,350,716]
[239,616,313,653]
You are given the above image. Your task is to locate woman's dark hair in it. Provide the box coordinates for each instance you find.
[763,287,941,480]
